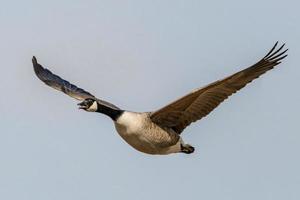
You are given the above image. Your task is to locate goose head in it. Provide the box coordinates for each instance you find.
[78,98,98,112]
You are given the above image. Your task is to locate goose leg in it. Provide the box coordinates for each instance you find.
[180,144,195,154]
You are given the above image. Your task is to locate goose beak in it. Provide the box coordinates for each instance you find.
[77,101,87,109]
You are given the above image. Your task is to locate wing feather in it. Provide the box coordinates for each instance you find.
[150,42,288,134]
[32,56,120,110]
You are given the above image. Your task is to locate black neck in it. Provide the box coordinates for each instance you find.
[96,103,124,121]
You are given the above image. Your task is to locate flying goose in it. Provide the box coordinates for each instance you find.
[32,42,287,155]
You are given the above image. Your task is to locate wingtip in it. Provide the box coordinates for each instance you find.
[32,56,37,65]
[264,41,288,60]
[32,56,43,76]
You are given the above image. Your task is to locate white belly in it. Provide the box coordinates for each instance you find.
[114,112,181,155]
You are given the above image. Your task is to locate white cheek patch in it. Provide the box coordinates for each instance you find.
[87,101,98,112]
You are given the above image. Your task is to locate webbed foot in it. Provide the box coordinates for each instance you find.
[181,144,195,154]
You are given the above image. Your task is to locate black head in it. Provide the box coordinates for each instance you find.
[78,98,98,112]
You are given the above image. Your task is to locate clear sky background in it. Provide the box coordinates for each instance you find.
[0,1,299,199]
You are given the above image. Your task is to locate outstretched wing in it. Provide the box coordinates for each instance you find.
[150,42,288,134]
[32,56,94,100]
[32,56,120,110]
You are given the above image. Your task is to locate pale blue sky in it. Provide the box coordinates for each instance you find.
[0,1,299,199]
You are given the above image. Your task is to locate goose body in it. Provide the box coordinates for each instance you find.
[115,112,182,154]
[32,42,288,155]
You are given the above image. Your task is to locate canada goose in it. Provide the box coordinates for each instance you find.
[33,42,287,155]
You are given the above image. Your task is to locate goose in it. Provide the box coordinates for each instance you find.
[32,42,287,155]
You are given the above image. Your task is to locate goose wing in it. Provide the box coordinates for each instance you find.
[32,56,120,110]
[150,42,288,134]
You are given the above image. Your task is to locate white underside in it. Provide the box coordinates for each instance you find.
[114,111,182,155]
